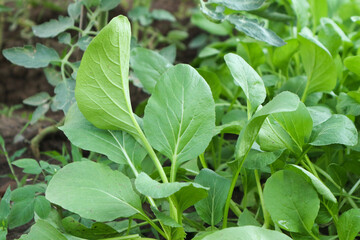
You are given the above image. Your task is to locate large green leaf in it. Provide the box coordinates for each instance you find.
[19,220,67,240]
[264,170,320,233]
[235,91,300,167]
[224,53,266,113]
[344,56,360,76]
[309,114,358,146]
[60,104,147,169]
[226,15,286,47]
[143,64,215,167]
[32,16,74,38]
[337,209,360,240]
[2,44,59,68]
[46,161,143,221]
[130,47,172,93]
[194,169,231,226]
[298,29,336,98]
[75,16,140,138]
[202,226,292,240]
[208,0,265,11]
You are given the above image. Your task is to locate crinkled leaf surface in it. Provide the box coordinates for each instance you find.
[143,64,215,167]
[194,169,231,226]
[2,44,59,68]
[235,91,300,167]
[46,161,143,221]
[202,226,292,240]
[298,28,336,96]
[32,16,74,38]
[208,0,265,11]
[309,114,358,146]
[75,16,140,137]
[337,209,360,240]
[264,170,320,233]
[226,15,286,47]
[60,104,147,168]
[224,53,266,113]
[130,47,172,93]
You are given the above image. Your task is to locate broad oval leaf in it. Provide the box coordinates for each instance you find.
[208,0,265,11]
[224,53,266,113]
[130,47,172,93]
[46,161,143,222]
[194,169,231,226]
[264,170,320,233]
[32,16,74,38]
[337,209,360,240]
[298,28,337,98]
[143,64,215,166]
[75,16,140,137]
[309,114,358,146]
[2,44,59,68]
[60,104,147,170]
[202,226,292,240]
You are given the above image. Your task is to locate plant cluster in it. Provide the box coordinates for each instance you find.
[1,0,360,240]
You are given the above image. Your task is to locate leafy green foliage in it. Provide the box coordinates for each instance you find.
[32,16,74,38]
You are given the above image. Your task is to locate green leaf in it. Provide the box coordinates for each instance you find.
[337,92,360,116]
[12,158,42,174]
[197,69,222,99]
[44,68,62,87]
[130,47,172,93]
[20,220,67,240]
[194,169,231,226]
[60,104,147,169]
[46,161,143,221]
[291,0,310,29]
[159,44,177,64]
[298,28,337,98]
[67,1,81,19]
[308,0,328,28]
[243,149,283,170]
[224,53,266,113]
[237,209,261,227]
[191,11,232,36]
[209,0,265,11]
[337,209,360,240]
[135,172,207,199]
[32,16,74,38]
[52,78,76,113]
[226,15,286,47]
[34,196,51,218]
[202,226,292,240]
[100,0,121,11]
[0,5,12,13]
[264,170,320,233]
[199,47,220,58]
[151,9,176,21]
[8,199,35,229]
[273,39,299,71]
[309,114,358,146]
[143,64,215,167]
[23,92,50,106]
[76,16,140,138]
[235,91,300,167]
[287,165,337,203]
[0,187,11,222]
[344,56,360,76]
[30,103,50,124]
[307,106,332,126]
[62,216,120,239]
[2,44,60,68]
[151,207,182,228]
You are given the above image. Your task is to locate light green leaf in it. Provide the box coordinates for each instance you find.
[291,0,310,29]
[67,2,81,19]
[202,226,292,240]
[151,207,182,228]
[44,68,62,87]
[143,64,215,167]
[337,209,360,240]
[226,15,286,47]
[130,47,172,93]
[23,92,50,106]
[2,44,59,68]
[344,56,360,76]
[235,91,300,167]
[62,216,120,239]
[30,103,50,124]
[20,220,67,240]
[194,169,231,226]
[320,18,351,43]
[209,0,265,11]
[273,39,299,71]
[0,187,11,221]
[151,9,176,21]
[32,16,74,38]
[76,16,140,138]
[12,158,42,174]
[337,92,360,116]
[264,170,320,233]
[199,47,220,58]
[309,114,358,146]
[298,28,336,98]
[100,0,121,11]
[287,165,337,203]
[34,196,51,219]
[237,209,261,227]
[308,0,328,28]
[307,106,332,126]
[60,104,147,169]
[52,78,76,113]
[46,161,143,221]
[243,149,283,170]
[191,11,232,36]
[8,199,35,229]
[224,53,266,113]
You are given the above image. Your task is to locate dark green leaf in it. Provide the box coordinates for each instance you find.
[32,16,74,38]
[337,209,360,240]
[0,187,11,221]
[151,207,182,228]
[100,0,121,11]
